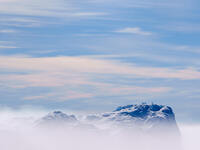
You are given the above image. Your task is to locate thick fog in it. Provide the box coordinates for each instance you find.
[0,109,199,150]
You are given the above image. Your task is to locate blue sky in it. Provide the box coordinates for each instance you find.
[0,0,200,122]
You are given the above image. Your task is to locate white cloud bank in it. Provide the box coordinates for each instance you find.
[0,110,199,150]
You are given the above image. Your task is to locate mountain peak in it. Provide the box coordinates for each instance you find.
[114,104,175,120]
[39,111,77,125]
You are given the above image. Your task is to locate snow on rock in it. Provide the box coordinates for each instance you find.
[86,103,179,134]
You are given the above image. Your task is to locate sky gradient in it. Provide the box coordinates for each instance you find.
[0,0,200,123]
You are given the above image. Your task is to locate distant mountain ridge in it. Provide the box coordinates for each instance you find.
[41,111,77,122]
[38,103,179,134]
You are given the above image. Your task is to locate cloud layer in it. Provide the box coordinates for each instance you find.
[0,109,199,150]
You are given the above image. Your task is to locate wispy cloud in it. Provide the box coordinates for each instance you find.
[21,85,171,101]
[0,55,184,101]
[0,29,17,33]
[23,91,94,101]
[0,41,17,49]
[0,45,17,49]
[90,0,184,9]
[0,17,43,27]
[0,55,199,80]
[115,27,152,35]
[0,0,106,18]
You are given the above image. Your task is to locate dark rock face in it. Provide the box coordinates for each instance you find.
[113,104,176,123]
